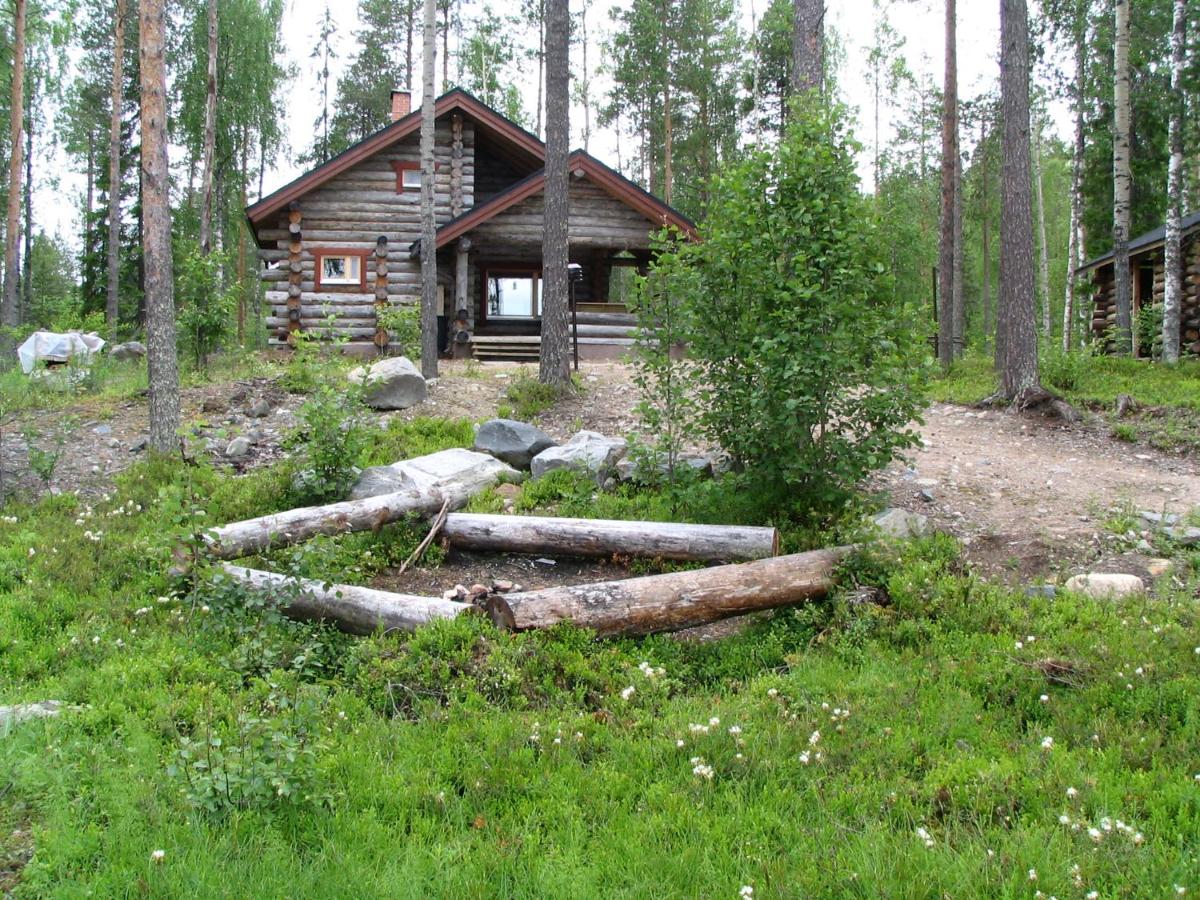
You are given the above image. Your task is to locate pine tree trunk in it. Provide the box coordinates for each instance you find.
[981,119,992,343]
[21,96,32,324]
[1062,38,1085,353]
[139,0,180,451]
[580,0,591,151]
[998,0,1039,399]
[1162,0,1185,364]
[536,0,545,138]
[419,0,439,379]
[539,0,570,386]
[663,78,673,207]
[2,0,26,328]
[1112,0,1133,354]
[199,0,218,257]
[791,0,823,95]
[952,139,965,357]
[1033,121,1052,337]
[937,0,957,367]
[106,0,126,332]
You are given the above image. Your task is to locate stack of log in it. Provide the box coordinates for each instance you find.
[1090,234,1200,354]
[200,491,847,639]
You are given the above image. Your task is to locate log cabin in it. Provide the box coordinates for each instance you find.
[246,88,695,361]
[1079,210,1200,356]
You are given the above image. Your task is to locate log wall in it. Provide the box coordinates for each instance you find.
[1091,231,1200,355]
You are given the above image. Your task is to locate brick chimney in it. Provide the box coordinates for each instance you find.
[391,90,412,122]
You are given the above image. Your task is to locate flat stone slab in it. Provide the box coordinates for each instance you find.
[350,448,519,501]
[1063,573,1146,600]
[531,431,627,482]
[1,700,64,731]
[474,419,557,469]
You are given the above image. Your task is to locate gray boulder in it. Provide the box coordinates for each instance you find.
[1164,526,1200,547]
[350,447,519,501]
[109,341,147,361]
[474,419,557,469]
[872,508,930,540]
[349,356,427,410]
[225,435,253,458]
[1,700,63,731]
[1063,573,1145,600]
[530,430,627,482]
[245,398,272,418]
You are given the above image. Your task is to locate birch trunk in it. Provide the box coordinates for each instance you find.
[937,0,957,367]
[1063,39,1085,352]
[2,0,26,328]
[198,0,218,256]
[998,0,1039,399]
[538,0,571,385]
[1033,120,1052,337]
[139,0,180,451]
[1112,0,1133,354]
[222,565,467,635]
[419,0,439,379]
[106,0,127,332]
[1162,0,1185,364]
[981,119,992,343]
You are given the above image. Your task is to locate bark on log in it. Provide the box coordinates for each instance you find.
[487,547,850,637]
[221,564,468,635]
[443,514,779,562]
[203,487,463,560]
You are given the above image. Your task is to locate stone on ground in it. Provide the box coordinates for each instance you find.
[1063,573,1146,599]
[350,447,519,501]
[872,508,930,540]
[1,700,63,731]
[109,341,147,361]
[474,419,556,469]
[530,431,627,482]
[1163,525,1200,547]
[349,356,427,410]
[225,435,253,458]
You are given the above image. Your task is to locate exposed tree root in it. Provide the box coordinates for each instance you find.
[976,385,1080,424]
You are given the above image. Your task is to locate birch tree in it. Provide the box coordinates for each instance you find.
[139,0,179,451]
[419,0,438,379]
[539,0,570,385]
[198,0,217,256]
[1062,27,1086,351]
[2,0,26,328]
[104,0,126,331]
[1112,0,1133,354]
[1162,0,1185,364]
[1033,114,1051,336]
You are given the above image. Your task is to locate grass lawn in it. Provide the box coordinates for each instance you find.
[0,435,1198,897]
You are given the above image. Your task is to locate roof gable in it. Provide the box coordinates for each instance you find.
[1078,209,1200,273]
[246,89,545,226]
[432,151,697,250]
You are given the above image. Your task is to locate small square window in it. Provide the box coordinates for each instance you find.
[320,254,361,285]
[401,168,422,190]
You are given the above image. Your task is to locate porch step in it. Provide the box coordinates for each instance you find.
[470,335,541,362]
[576,302,629,315]
[574,311,637,328]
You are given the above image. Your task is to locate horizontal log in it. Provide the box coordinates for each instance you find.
[442,514,779,562]
[267,316,376,329]
[221,564,468,635]
[265,291,376,303]
[202,487,458,560]
[487,547,850,637]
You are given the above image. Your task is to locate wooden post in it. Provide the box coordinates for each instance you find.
[455,238,470,329]
[374,235,389,352]
[286,205,303,344]
[450,112,464,218]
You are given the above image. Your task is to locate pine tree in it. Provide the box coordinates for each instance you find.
[937,0,957,366]
[2,0,26,328]
[539,0,570,385]
[105,0,126,331]
[790,0,823,95]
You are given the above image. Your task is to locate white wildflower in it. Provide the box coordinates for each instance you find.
[1015,641,1024,650]
[1028,868,1037,882]
[809,730,821,746]
[151,849,165,863]
[1087,827,1102,843]
[767,688,778,698]
[1066,787,1078,799]
[676,739,685,748]
[1039,694,1049,703]
[709,716,720,727]
[739,886,753,899]
[1058,814,1070,825]
[728,725,742,736]
[1040,736,1054,751]
[620,686,635,701]
[798,751,811,765]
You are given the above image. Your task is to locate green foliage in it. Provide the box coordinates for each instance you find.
[1040,341,1089,392]
[502,371,571,422]
[175,242,237,372]
[22,419,74,490]
[279,328,353,393]
[360,416,474,468]
[376,303,421,361]
[636,99,927,518]
[288,387,369,504]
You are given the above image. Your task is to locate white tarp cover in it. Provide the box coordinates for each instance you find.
[17,331,105,375]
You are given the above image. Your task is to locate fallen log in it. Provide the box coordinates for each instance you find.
[486,546,850,637]
[202,487,457,560]
[442,513,779,562]
[221,564,469,635]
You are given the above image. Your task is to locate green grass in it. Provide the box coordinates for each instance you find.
[930,350,1200,411]
[501,371,579,422]
[1,446,1199,896]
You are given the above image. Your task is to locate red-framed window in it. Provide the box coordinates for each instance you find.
[312,248,370,291]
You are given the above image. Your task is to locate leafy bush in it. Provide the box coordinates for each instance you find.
[1040,342,1088,392]
[288,386,369,503]
[376,303,422,360]
[176,241,237,373]
[634,98,926,517]
[503,370,571,421]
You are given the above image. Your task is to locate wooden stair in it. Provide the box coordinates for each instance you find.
[470,335,541,362]
[470,312,639,362]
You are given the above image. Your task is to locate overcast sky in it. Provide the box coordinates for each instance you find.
[38,0,1070,237]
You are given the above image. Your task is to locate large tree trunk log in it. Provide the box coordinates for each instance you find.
[442,514,779,562]
[221,564,467,635]
[487,547,849,637]
[203,488,461,560]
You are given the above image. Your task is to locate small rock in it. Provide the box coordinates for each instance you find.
[1163,526,1200,547]
[201,397,227,414]
[918,489,935,503]
[473,418,556,469]
[225,436,253,458]
[349,356,427,410]
[109,341,146,361]
[93,424,112,436]
[1145,558,1172,578]
[493,579,514,593]
[530,430,627,482]
[1024,584,1057,599]
[1140,510,1180,527]
[494,482,521,500]
[872,508,930,540]
[0,700,64,730]
[245,398,272,418]
[535,557,556,566]
[1135,539,1153,553]
[442,588,459,601]
[1063,573,1145,600]
[129,436,148,453]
